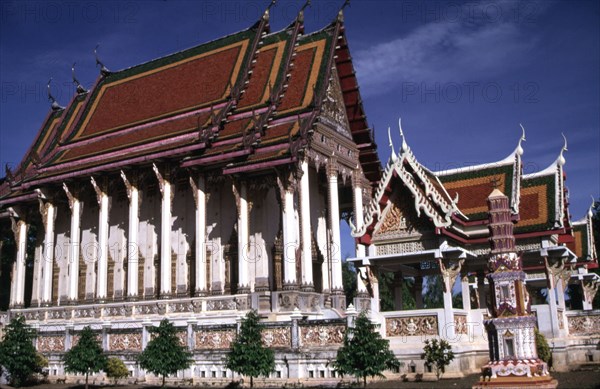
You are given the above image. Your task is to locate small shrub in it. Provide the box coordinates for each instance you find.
[106,357,129,385]
[535,328,552,365]
[421,338,455,380]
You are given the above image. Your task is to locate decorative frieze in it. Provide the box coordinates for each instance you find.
[38,335,65,352]
[195,329,236,350]
[386,315,438,337]
[300,324,345,347]
[262,327,291,348]
[109,332,142,351]
[454,315,468,335]
[567,314,600,336]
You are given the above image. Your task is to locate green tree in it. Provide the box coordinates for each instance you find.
[137,319,192,387]
[226,310,274,388]
[105,357,129,385]
[535,328,552,365]
[421,338,455,379]
[342,259,357,304]
[333,312,400,388]
[63,326,107,389]
[424,275,444,309]
[0,316,40,386]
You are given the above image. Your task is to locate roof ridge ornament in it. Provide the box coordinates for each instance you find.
[589,195,596,218]
[71,62,88,95]
[94,44,111,77]
[47,78,64,111]
[263,0,276,21]
[298,0,310,23]
[558,132,568,166]
[387,126,397,163]
[337,0,350,22]
[398,117,408,153]
[516,123,526,156]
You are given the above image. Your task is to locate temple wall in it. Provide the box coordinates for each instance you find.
[172,183,193,295]
[80,199,98,301]
[108,195,127,299]
[139,187,159,298]
[206,181,236,294]
[249,187,279,291]
[54,203,70,305]
[308,168,328,291]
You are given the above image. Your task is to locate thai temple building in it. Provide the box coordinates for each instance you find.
[0,3,598,386]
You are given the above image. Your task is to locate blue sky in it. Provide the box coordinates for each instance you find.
[1,0,598,259]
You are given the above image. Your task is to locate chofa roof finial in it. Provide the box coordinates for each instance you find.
[387,126,397,163]
[588,195,596,218]
[558,132,568,166]
[47,78,64,111]
[94,44,111,77]
[71,62,87,94]
[337,0,350,22]
[516,123,526,156]
[398,117,408,153]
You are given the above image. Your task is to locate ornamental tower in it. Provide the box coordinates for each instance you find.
[474,188,557,388]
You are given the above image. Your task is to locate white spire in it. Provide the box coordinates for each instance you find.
[398,117,408,153]
[558,133,568,166]
[388,126,397,162]
[516,123,526,156]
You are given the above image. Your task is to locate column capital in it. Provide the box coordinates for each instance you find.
[120,170,138,202]
[437,258,464,293]
[62,182,79,210]
[90,176,108,205]
[326,158,338,178]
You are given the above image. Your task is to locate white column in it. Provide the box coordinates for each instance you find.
[91,178,109,301]
[442,275,456,340]
[121,171,139,299]
[161,180,172,296]
[461,275,471,310]
[10,218,27,307]
[64,183,82,303]
[327,163,343,293]
[193,174,207,295]
[41,202,55,305]
[556,276,568,334]
[353,176,368,296]
[299,160,313,291]
[282,187,298,289]
[237,181,250,293]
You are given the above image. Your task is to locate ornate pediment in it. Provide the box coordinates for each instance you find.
[319,68,352,139]
[372,186,432,240]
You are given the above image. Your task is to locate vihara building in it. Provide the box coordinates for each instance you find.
[0,5,598,386]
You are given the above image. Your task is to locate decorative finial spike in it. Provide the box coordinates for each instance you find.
[516,123,526,156]
[388,126,397,162]
[47,78,64,111]
[398,117,408,152]
[71,62,87,94]
[94,44,111,77]
[589,195,596,218]
[337,0,350,22]
[453,191,460,205]
[558,133,568,166]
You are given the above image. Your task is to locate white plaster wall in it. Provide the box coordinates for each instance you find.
[249,187,279,290]
[80,198,97,300]
[138,187,159,297]
[53,203,70,305]
[206,180,236,293]
[308,167,329,291]
[108,195,127,298]
[172,182,193,294]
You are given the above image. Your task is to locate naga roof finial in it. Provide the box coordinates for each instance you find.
[589,195,596,218]
[337,0,350,22]
[94,44,111,77]
[47,78,64,111]
[398,117,408,153]
[516,123,526,156]
[71,62,87,94]
[558,132,568,166]
[297,0,310,23]
[263,0,276,20]
[387,126,397,163]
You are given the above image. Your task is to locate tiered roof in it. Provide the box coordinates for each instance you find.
[0,5,381,204]
[353,122,596,265]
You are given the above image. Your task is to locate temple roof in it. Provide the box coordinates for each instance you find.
[0,7,381,204]
[353,123,581,250]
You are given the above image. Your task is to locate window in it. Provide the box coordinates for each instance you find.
[222,371,227,378]
[211,371,216,378]
[320,370,325,378]
[504,338,515,357]
[308,370,314,378]
[331,371,336,378]
[276,371,282,378]
[201,371,206,378]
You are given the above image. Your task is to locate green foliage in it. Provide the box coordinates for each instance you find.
[137,319,192,387]
[342,260,357,304]
[421,338,455,379]
[424,276,444,309]
[535,328,552,364]
[0,316,40,387]
[333,312,400,388]
[226,310,274,388]
[63,326,107,389]
[106,357,129,385]
[377,272,416,311]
